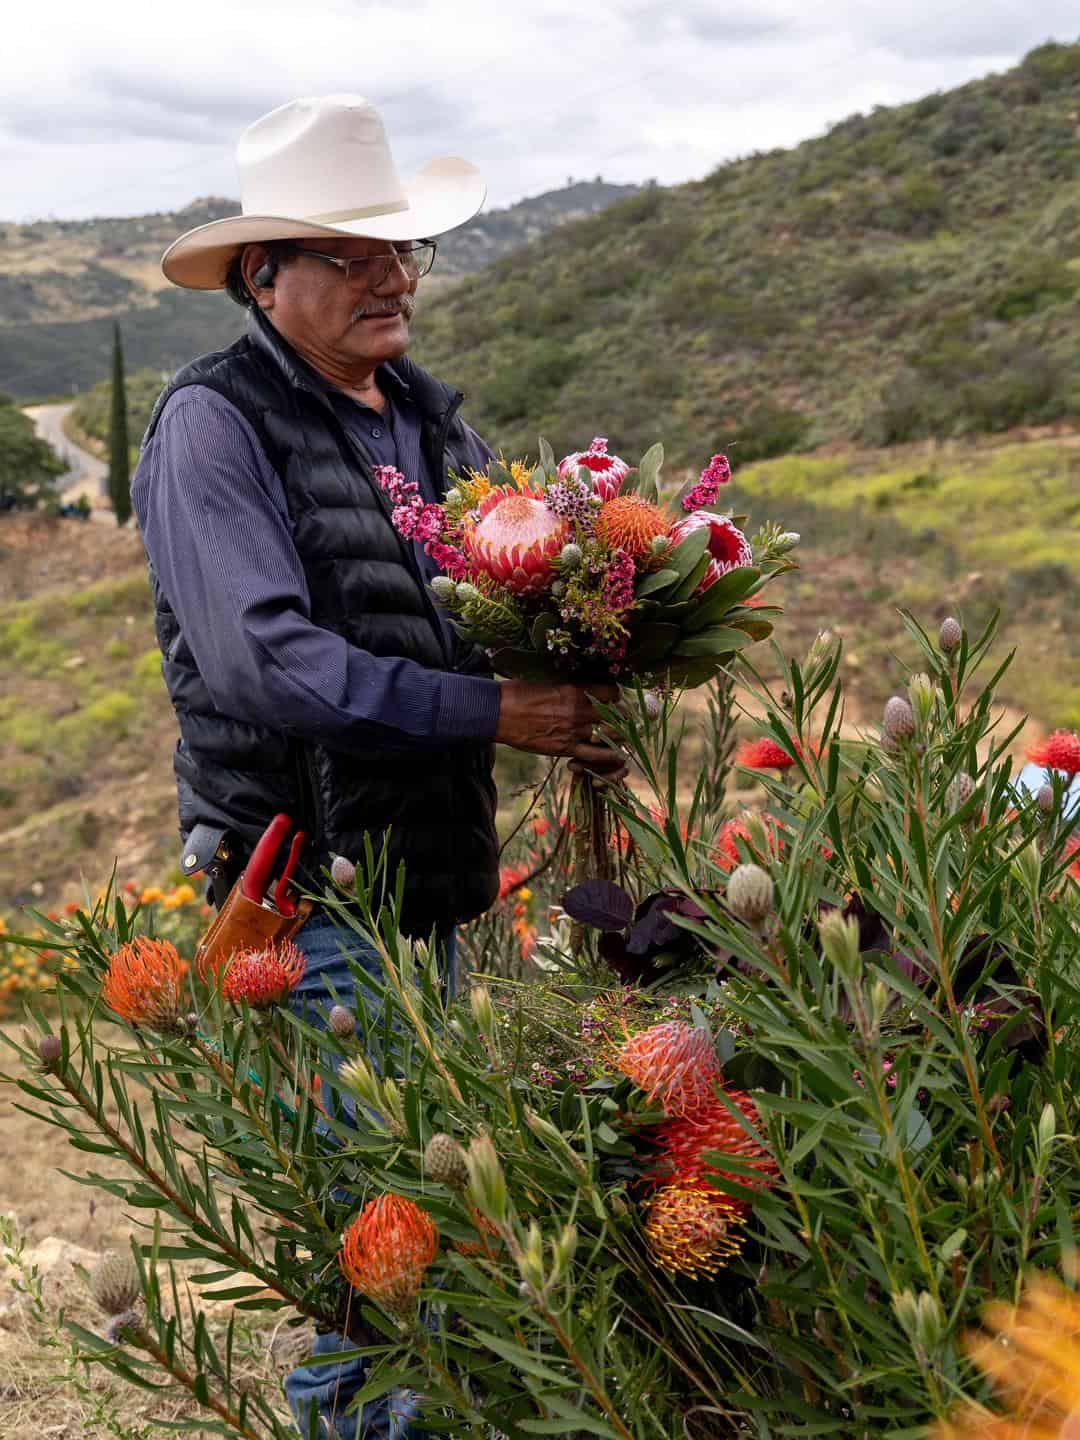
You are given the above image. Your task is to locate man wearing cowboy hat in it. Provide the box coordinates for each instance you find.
[132,95,621,1438]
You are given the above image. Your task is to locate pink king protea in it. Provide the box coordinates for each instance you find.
[465,486,570,595]
[557,437,631,501]
[669,511,753,594]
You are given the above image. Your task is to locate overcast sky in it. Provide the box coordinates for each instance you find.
[3,0,1078,223]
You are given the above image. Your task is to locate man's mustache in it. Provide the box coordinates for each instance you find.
[352,294,415,322]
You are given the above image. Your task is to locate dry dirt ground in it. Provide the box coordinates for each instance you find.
[0,1022,305,1439]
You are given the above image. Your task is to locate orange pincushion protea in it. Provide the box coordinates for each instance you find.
[1027,729,1080,776]
[648,1090,778,1199]
[594,495,671,559]
[615,1020,723,1118]
[220,939,305,1008]
[644,1182,746,1278]
[465,486,570,595]
[339,1193,439,1317]
[102,937,189,1030]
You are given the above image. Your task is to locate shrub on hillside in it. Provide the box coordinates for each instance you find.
[0,398,65,510]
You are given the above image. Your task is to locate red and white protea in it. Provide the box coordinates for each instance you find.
[557,437,631,501]
[465,486,570,595]
[669,511,753,594]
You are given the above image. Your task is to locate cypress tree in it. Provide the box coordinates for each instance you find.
[107,322,131,526]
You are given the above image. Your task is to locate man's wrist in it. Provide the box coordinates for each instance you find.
[437,674,502,742]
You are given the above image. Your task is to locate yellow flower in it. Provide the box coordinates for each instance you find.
[938,1273,1080,1438]
[0,916,7,935]
[162,883,196,909]
[506,457,536,492]
[139,887,165,904]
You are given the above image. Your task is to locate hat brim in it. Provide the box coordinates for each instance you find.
[161,157,486,290]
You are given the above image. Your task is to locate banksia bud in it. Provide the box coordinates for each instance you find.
[330,854,356,889]
[339,1194,438,1320]
[465,1134,509,1224]
[557,542,583,570]
[469,984,496,1037]
[339,1055,381,1107]
[939,617,962,654]
[430,575,457,604]
[907,672,937,731]
[947,771,976,813]
[818,909,862,979]
[444,487,462,505]
[424,1133,469,1188]
[90,1250,141,1316]
[38,1033,62,1069]
[1037,784,1055,814]
[649,533,670,557]
[883,695,914,742]
[726,863,774,925]
[328,1005,355,1039]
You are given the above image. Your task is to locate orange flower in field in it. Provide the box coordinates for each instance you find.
[1065,836,1080,883]
[644,1183,746,1279]
[62,901,80,915]
[714,811,784,873]
[594,495,671,559]
[1027,729,1080,776]
[220,940,305,1008]
[139,886,165,904]
[339,1194,439,1317]
[102,937,189,1030]
[648,1090,778,1200]
[615,1021,723,1118]
[735,736,803,771]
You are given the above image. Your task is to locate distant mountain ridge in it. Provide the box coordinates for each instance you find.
[0,179,638,398]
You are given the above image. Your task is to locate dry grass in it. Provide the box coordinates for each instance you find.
[0,1020,306,1439]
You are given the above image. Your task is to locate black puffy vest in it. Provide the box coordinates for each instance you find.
[142,312,499,936]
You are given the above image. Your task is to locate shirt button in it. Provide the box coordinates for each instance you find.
[370,426,383,439]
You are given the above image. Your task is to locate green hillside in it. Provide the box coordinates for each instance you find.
[411,41,1080,464]
[0,181,636,399]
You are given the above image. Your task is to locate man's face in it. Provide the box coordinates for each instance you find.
[257,236,421,375]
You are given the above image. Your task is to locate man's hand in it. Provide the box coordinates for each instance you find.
[495,681,627,779]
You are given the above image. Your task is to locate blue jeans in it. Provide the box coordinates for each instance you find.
[283,911,453,1440]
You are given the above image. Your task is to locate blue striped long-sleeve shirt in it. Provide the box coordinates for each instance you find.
[131,377,502,750]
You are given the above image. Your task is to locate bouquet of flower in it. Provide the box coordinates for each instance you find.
[375,436,798,687]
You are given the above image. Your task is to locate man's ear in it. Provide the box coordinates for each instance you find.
[241,245,276,309]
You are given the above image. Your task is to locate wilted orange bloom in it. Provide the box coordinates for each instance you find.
[453,1209,502,1258]
[937,1273,1080,1439]
[616,1020,723,1118]
[649,1090,778,1200]
[735,736,803,771]
[1027,729,1080,777]
[644,1183,746,1279]
[102,937,189,1030]
[220,940,305,1008]
[339,1193,439,1317]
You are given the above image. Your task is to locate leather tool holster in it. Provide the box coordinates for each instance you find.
[195,879,313,976]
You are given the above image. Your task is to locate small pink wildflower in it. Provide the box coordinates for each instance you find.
[682,453,731,512]
[603,549,636,613]
[426,541,470,580]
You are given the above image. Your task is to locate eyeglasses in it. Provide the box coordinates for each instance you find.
[295,242,437,285]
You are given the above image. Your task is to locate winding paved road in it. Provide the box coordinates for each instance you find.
[24,402,110,512]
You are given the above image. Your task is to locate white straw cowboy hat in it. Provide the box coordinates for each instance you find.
[162,94,486,290]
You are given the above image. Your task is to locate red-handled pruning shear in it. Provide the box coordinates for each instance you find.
[240,813,307,917]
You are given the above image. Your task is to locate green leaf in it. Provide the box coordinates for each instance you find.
[487,647,561,683]
[683,567,761,632]
[635,567,680,598]
[674,626,752,658]
[625,622,680,667]
[636,441,664,502]
[670,552,711,603]
[664,527,710,583]
[660,656,725,688]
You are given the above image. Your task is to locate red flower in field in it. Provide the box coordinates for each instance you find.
[557,436,631,501]
[615,1020,723,1118]
[530,815,552,839]
[1027,729,1080,776]
[1065,835,1080,883]
[498,862,531,899]
[668,511,752,594]
[102,937,189,1031]
[62,901,80,915]
[735,736,802,771]
[220,940,305,1008]
[465,486,569,595]
[714,811,785,873]
[648,1090,778,1199]
[644,1182,746,1278]
[339,1194,439,1316]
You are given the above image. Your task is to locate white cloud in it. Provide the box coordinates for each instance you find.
[0,0,1076,221]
